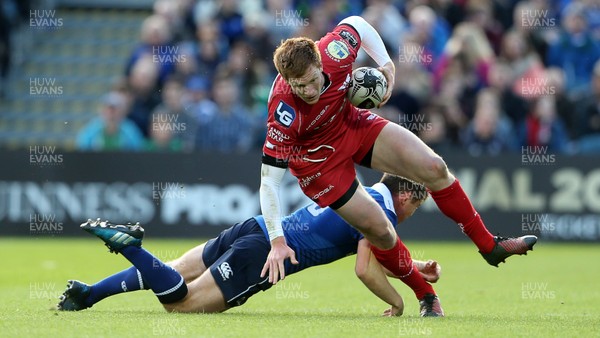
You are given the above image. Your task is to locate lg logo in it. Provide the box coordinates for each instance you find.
[275,101,296,127]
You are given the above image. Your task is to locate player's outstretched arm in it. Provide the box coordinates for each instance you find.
[355,239,404,316]
[259,163,298,284]
[338,16,395,107]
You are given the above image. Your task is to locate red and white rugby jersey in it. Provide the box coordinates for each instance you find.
[262,24,362,167]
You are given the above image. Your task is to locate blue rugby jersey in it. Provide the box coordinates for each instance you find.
[255,183,398,275]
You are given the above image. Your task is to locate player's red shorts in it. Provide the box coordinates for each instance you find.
[288,109,389,208]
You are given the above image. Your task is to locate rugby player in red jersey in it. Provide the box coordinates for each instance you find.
[259,16,537,305]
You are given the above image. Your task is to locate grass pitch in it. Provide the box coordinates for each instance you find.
[0,238,598,337]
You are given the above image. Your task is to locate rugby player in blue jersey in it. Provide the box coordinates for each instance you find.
[57,174,443,317]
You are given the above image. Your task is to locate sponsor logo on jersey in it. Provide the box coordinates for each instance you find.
[265,141,275,149]
[300,172,322,188]
[313,184,334,200]
[337,74,351,91]
[325,40,350,61]
[268,127,290,143]
[366,113,377,121]
[275,101,296,127]
[305,105,329,131]
[217,262,233,281]
[339,30,358,48]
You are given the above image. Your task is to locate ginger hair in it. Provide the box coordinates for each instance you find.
[273,37,322,81]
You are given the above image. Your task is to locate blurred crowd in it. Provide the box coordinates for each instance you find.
[75,0,600,155]
[0,0,33,98]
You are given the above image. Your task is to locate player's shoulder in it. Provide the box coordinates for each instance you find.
[317,24,361,69]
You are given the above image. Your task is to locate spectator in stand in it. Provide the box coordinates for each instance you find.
[184,19,229,81]
[126,55,162,137]
[294,2,335,41]
[214,0,245,45]
[362,0,407,53]
[183,75,217,124]
[517,95,570,153]
[581,0,600,40]
[153,76,195,151]
[146,107,184,152]
[499,30,546,102]
[77,92,144,151]
[125,14,176,87]
[404,5,450,70]
[546,2,600,98]
[436,63,469,145]
[194,76,256,153]
[215,40,262,109]
[511,1,556,66]
[464,0,504,55]
[545,67,577,139]
[461,88,518,156]
[418,101,456,155]
[396,32,434,104]
[488,61,529,125]
[574,59,600,153]
[433,22,495,117]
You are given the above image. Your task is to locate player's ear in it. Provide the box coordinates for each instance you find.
[398,191,411,205]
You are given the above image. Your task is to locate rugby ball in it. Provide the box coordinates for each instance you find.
[347,67,388,109]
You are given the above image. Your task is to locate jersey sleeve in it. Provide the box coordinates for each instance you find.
[317,23,362,70]
[262,78,297,166]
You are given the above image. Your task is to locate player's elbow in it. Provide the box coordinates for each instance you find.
[355,264,370,282]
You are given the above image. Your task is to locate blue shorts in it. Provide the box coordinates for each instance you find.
[202,218,273,307]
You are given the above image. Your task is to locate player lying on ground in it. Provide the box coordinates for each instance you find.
[259,15,537,292]
[58,174,444,317]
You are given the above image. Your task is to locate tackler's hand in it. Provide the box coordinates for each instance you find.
[260,236,299,284]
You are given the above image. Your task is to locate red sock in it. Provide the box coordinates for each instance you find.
[400,264,435,300]
[429,179,495,253]
[371,238,435,300]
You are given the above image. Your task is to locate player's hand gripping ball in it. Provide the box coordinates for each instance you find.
[347,67,388,109]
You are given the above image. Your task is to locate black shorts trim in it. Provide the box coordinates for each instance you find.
[330,178,359,210]
[359,145,374,168]
[262,153,289,168]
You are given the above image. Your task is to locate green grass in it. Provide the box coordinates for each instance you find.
[0,238,598,337]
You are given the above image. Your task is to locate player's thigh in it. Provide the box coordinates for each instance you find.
[334,183,396,241]
[163,271,229,314]
[371,123,451,188]
[168,243,207,283]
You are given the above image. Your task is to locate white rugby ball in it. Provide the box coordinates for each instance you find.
[347,67,388,109]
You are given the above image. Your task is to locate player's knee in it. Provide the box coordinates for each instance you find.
[163,297,195,313]
[423,155,449,182]
[365,224,396,249]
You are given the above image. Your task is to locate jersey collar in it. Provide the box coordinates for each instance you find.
[320,72,331,94]
[371,183,396,215]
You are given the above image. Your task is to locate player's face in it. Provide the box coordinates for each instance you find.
[287,65,324,105]
[397,199,424,223]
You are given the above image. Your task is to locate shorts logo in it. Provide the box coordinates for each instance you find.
[275,101,296,127]
[339,30,358,49]
[313,184,334,200]
[217,262,234,281]
[300,172,321,188]
[326,40,350,61]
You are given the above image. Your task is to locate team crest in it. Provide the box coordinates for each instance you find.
[326,40,350,61]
